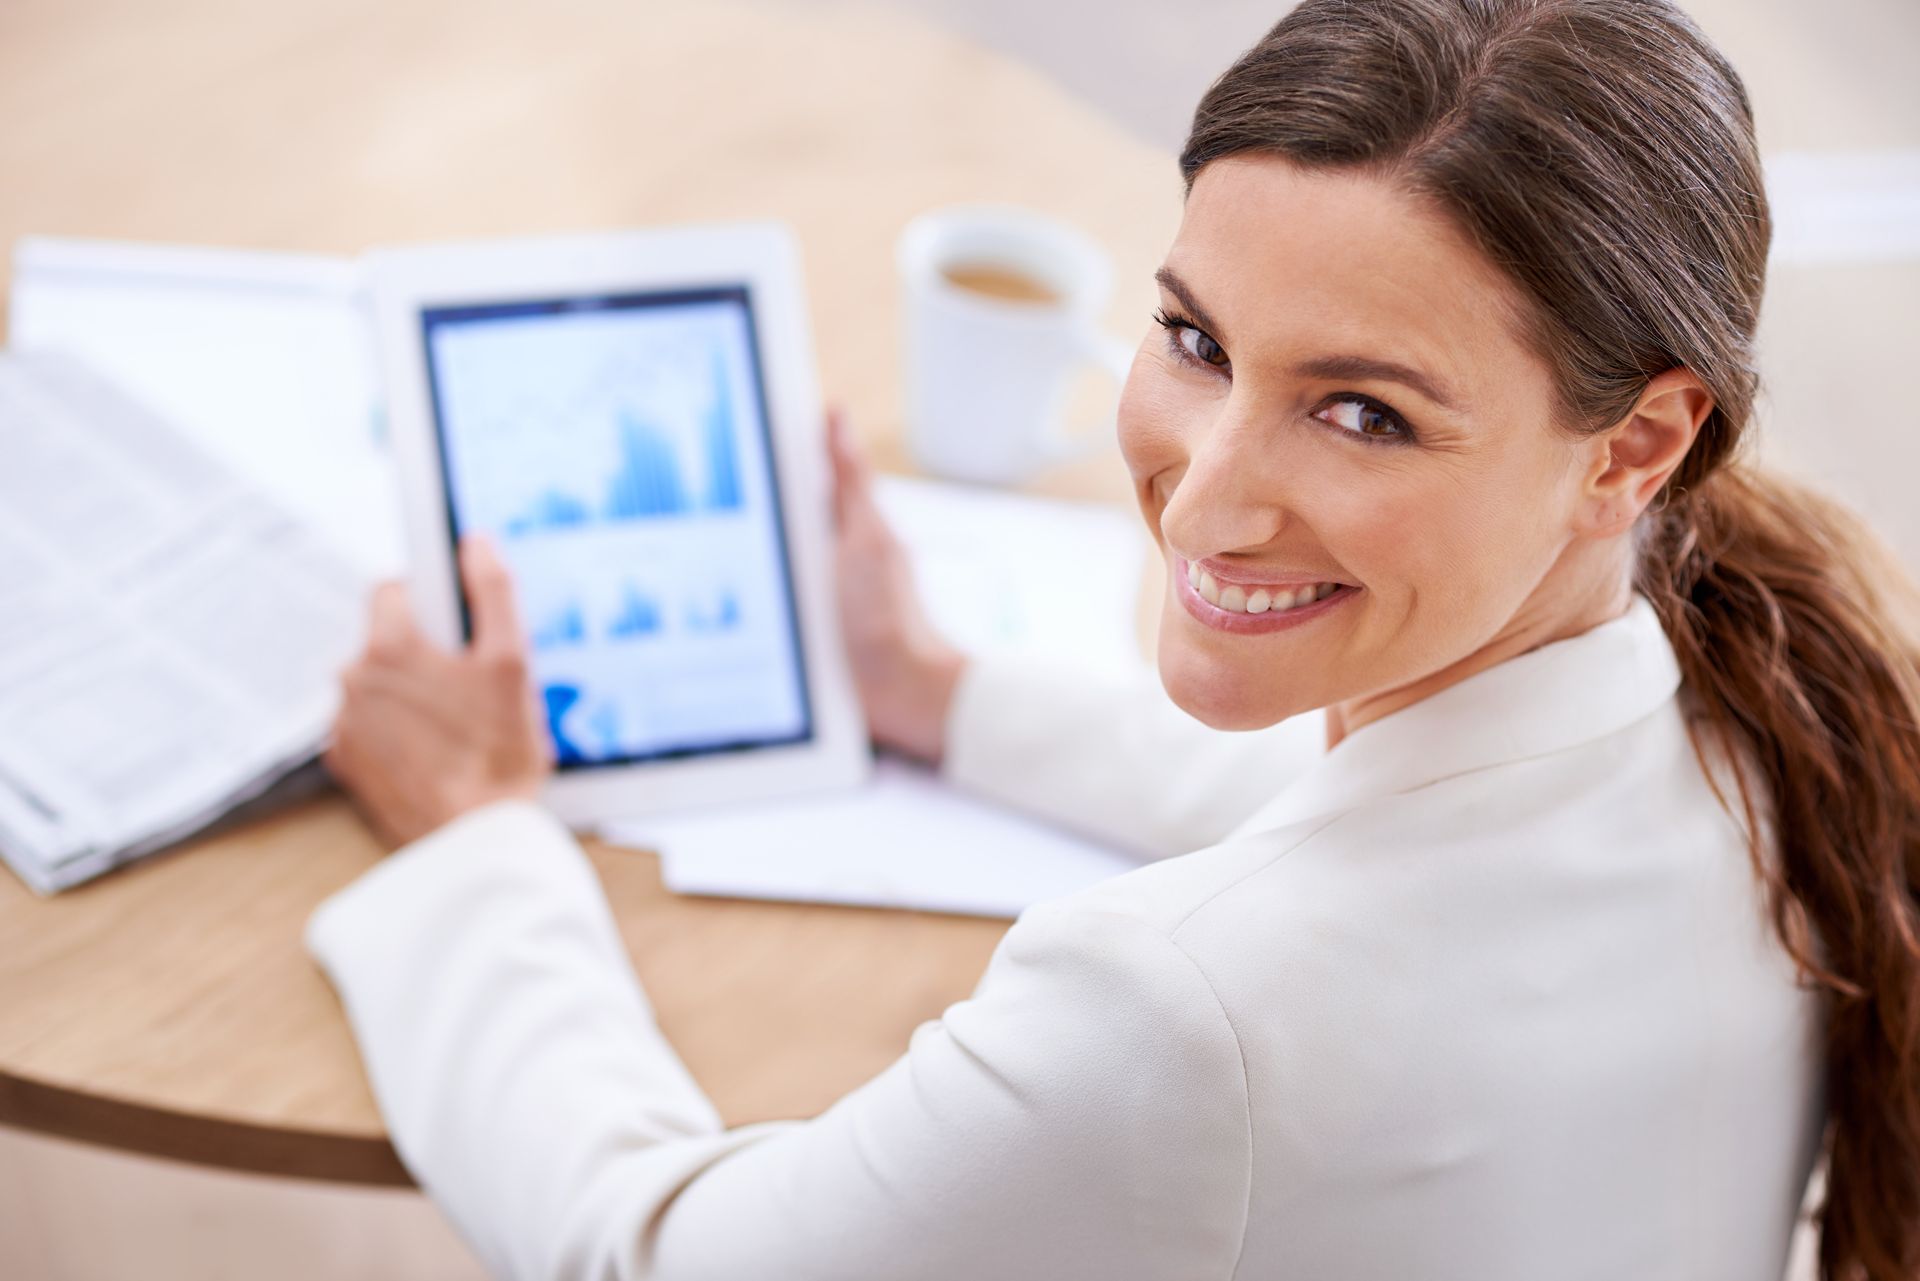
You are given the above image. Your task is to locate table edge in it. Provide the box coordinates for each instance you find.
[0,1066,414,1187]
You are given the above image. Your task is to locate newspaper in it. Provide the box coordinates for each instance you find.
[0,351,364,893]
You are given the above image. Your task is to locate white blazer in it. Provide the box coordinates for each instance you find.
[307,595,1825,1281]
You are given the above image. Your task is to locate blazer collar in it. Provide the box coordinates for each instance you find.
[1225,594,1683,839]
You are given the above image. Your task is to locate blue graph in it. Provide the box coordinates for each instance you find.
[545,684,631,761]
[605,413,690,517]
[532,601,587,651]
[505,490,591,537]
[587,700,623,755]
[529,582,738,653]
[685,588,740,633]
[543,682,587,764]
[608,586,663,639]
[702,351,742,510]
[502,350,743,536]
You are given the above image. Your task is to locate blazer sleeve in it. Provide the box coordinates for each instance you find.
[305,801,1252,1281]
[941,654,1324,858]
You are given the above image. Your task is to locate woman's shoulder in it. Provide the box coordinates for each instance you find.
[1045,690,1763,989]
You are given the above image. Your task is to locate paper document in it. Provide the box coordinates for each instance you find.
[609,756,1141,918]
[872,473,1146,670]
[0,352,365,893]
[8,237,400,575]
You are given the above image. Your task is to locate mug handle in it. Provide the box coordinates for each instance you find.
[1036,327,1137,466]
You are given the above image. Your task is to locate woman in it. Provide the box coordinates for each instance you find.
[310,0,1920,1277]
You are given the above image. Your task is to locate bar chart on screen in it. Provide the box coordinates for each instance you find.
[499,349,747,536]
[424,292,811,765]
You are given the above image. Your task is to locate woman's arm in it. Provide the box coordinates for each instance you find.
[310,424,1259,1280]
[306,802,1251,1281]
[938,653,1324,860]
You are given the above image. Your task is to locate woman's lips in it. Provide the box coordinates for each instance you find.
[1175,557,1358,634]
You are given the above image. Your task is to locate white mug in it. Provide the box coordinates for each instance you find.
[897,205,1136,485]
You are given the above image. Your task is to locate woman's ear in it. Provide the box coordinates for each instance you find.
[1574,368,1714,538]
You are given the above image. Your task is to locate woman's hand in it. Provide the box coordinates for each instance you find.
[324,537,554,848]
[827,409,968,764]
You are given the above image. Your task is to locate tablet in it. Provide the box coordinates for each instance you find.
[367,225,868,824]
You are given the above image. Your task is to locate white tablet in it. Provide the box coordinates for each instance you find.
[366,225,869,825]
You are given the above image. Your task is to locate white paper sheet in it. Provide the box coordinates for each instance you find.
[872,472,1146,670]
[609,756,1141,918]
[8,237,402,576]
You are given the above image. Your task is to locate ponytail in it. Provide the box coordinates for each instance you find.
[1639,466,1920,1277]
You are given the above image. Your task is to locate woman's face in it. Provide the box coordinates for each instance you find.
[1119,155,1607,733]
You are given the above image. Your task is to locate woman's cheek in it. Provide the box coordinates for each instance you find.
[1374,483,1519,639]
[1308,470,1423,592]
[1117,347,1207,483]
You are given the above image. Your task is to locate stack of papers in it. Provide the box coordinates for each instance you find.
[10,236,401,575]
[0,352,363,893]
[614,756,1139,918]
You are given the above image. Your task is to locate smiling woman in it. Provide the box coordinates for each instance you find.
[305,1,1920,1279]
[1132,1,1920,1273]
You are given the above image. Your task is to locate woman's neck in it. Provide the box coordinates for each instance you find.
[1324,546,1636,751]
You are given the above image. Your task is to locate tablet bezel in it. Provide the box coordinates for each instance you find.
[367,224,869,825]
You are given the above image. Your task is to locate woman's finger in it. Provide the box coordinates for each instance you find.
[366,581,417,662]
[460,534,527,662]
[844,412,876,490]
[826,406,857,529]
[830,408,892,541]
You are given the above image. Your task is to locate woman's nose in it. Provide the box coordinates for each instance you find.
[1158,400,1292,557]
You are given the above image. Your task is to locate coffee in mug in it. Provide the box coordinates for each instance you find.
[938,262,1062,307]
[898,205,1135,485]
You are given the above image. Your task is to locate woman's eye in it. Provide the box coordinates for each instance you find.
[1152,308,1230,372]
[1316,394,1409,442]
[1177,325,1229,368]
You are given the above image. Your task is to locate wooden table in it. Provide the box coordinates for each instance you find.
[0,0,1179,1186]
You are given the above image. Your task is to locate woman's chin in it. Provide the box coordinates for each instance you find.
[1155,643,1305,732]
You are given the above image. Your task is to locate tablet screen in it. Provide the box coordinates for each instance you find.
[421,286,812,769]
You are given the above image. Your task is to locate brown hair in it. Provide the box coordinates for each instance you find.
[1180,1,1920,1275]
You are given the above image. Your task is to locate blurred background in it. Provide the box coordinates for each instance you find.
[2,0,1915,565]
[0,0,1913,1277]
[891,0,1920,566]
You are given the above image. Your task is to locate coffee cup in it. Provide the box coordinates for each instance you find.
[897,205,1135,485]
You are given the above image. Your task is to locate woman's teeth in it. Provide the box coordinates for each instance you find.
[1187,563,1340,614]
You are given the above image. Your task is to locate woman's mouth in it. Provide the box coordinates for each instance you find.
[1175,558,1358,634]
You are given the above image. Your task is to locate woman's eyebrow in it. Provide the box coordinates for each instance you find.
[1290,354,1468,414]
[1153,267,1230,344]
[1156,266,1467,413]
